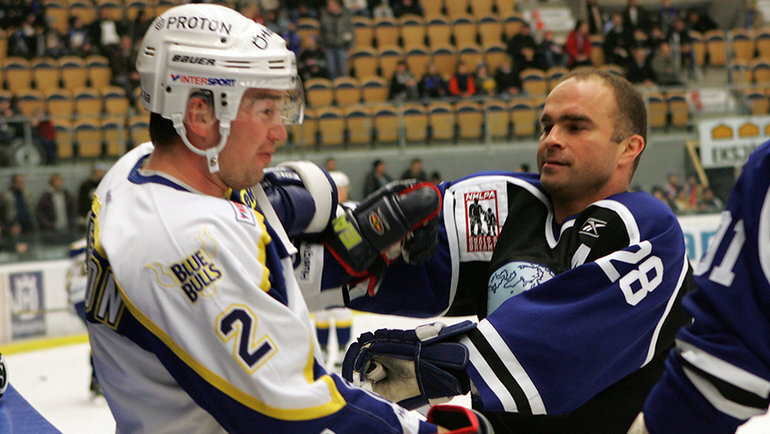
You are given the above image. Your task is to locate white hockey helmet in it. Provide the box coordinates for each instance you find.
[136,4,304,172]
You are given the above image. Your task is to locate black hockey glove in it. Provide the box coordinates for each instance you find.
[322,180,441,290]
[341,320,475,410]
[428,405,494,434]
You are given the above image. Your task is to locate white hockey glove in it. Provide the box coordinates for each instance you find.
[342,320,475,410]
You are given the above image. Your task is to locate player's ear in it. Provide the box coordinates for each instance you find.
[184,95,217,138]
[620,134,644,168]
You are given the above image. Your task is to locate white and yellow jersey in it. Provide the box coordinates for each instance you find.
[85,143,433,433]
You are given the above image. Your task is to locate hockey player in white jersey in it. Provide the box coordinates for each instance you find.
[84,4,491,433]
[629,141,770,433]
[325,70,695,433]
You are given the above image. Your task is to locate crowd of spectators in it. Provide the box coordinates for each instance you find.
[651,171,726,215]
[0,165,105,254]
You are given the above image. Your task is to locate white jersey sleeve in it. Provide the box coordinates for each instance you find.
[85,144,435,433]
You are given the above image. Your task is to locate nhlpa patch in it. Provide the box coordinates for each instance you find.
[464,189,500,253]
[230,201,256,226]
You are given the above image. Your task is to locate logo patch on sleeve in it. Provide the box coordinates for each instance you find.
[579,217,607,238]
[464,190,501,253]
[230,201,256,226]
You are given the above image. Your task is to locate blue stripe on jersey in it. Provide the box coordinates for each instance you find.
[106,292,433,432]
[127,154,191,191]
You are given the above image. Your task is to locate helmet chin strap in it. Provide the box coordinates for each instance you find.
[171,113,231,173]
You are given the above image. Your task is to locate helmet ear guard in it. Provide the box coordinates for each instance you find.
[135,4,304,172]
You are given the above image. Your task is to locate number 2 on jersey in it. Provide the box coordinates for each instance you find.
[216,305,277,373]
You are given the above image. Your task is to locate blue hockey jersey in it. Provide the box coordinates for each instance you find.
[642,142,770,433]
[307,171,693,432]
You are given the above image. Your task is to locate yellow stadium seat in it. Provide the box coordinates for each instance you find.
[344,105,373,146]
[361,76,389,103]
[456,101,483,140]
[511,99,537,137]
[427,101,455,142]
[373,105,399,144]
[402,103,428,143]
[305,77,334,108]
[74,118,103,158]
[31,57,60,92]
[317,107,346,147]
[333,76,361,107]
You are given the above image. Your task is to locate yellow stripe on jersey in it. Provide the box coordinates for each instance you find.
[114,278,347,420]
[254,212,273,293]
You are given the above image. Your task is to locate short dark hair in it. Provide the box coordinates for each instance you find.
[560,69,647,171]
[149,89,215,149]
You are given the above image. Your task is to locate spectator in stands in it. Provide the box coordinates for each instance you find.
[36,172,76,243]
[650,42,684,86]
[646,25,667,51]
[474,63,497,97]
[418,63,447,99]
[585,0,606,36]
[0,97,22,147]
[668,17,697,80]
[672,188,694,214]
[400,157,428,182]
[29,108,56,165]
[344,0,369,17]
[651,185,674,210]
[448,61,476,97]
[686,9,717,33]
[42,26,67,59]
[604,12,635,68]
[392,0,424,18]
[319,0,354,79]
[324,157,338,172]
[8,12,42,59]
[77,163,107,230]
[264,9,291,35]
[130,8,152,44]
[110,35,140,104]
[565,20,593,68]
[506,23,538,70]
[494,57,521,98]
[626,46,656,86]
[622,0,652,35]
[299,36,330,81]
[363,159,393,196]
[657,0,679,35]
[663,171,682,203]
[697,186,724,213]
[430,171,442,185]
[282,21,302,57]
[684,173,703,208]
[295,2,319,20]
[89,5,125,56]
[372,0,394,18]
[3,173,37,241]
[707,0,745,30]
[537,30,568,69]
[66,16,94,57]
[389,60,419,101]
[743,1,764,29]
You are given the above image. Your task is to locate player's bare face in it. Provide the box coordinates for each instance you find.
[537,78,624,209]
[218,89,288,190]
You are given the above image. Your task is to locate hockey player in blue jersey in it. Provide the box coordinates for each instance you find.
[629,142,770,433]
[83,4,491,433]
[326,69,694,433]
